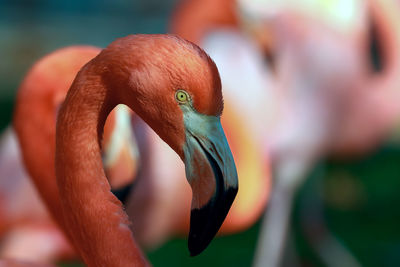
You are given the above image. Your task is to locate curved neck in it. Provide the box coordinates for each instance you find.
[14,74,70,236]
[13,47,102,249]
[56,68,147,266]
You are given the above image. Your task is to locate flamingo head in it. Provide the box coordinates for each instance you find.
[101,35,238,256]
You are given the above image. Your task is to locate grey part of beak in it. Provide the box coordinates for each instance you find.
[181,107,238,256]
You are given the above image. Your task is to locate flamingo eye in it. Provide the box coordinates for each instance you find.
[175,90,189,104]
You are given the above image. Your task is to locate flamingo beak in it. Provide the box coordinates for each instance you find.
[182,110,238,256]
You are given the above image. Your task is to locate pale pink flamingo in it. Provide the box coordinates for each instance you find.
[235,0,400,266]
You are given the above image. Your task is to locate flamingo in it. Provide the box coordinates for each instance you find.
[296,2,400,264]
[5,46,139,263]
[13,46,100,239]
[55,34,238,265]
[234,0,400,156]
[251,10,366,267]
[8,43,268,263]
[232,0,400,266]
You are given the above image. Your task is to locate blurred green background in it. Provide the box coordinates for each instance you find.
[1,0,400,266]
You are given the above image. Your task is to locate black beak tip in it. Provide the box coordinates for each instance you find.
[187,186,238,257]
[188,207,216,257]
[188,235,205,257]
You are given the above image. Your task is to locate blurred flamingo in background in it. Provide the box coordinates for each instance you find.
[2,46,139,263]
[54,34,238,265]
[234,0,400,266]
[302,2,400,264]
[13,46,103,234]
[252,14,366,267]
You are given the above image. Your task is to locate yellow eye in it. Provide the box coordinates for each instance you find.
[175,90,189,103]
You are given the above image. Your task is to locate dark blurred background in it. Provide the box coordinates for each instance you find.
[1,1,400,267]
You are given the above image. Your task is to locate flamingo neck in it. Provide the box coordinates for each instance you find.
[14,73,72,239]
[56,69,147,266]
